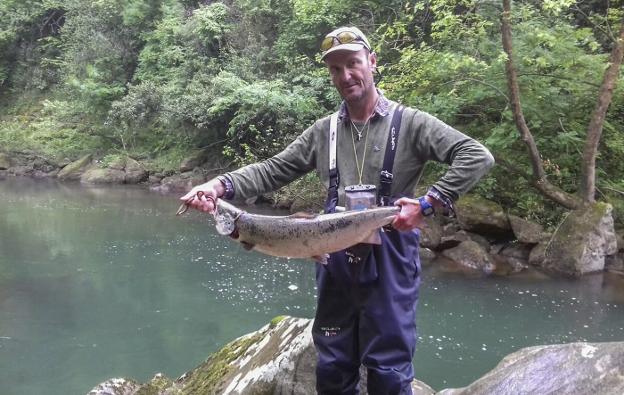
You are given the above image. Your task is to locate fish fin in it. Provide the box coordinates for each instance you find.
[240,241,255,251]
[288,212,318,219]
[312,254,329,265]
[361,229,382,245]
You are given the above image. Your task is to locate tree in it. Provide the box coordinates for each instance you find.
[500,0,624,208]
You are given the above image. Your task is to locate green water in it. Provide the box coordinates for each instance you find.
[0,177,623,394]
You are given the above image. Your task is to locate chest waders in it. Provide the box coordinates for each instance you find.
[313,105,421,395]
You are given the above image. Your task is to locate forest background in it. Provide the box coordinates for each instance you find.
[0,0,622,228]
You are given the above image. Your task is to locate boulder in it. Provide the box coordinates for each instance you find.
[87,316,433,395]
[420,218,442,249]
[87,378,141,395]
[498,242,532,261]
[543,202,618,276]
[438,230,489,251]
[152,172,206,194]
[9,165,33,176]
[0,152,11,170]
[124,157,148,184]
[528,242,548,267]
[179,149,211,172]
[508,215,546,244]
[438,342,624,395]
[441,240,495,274]
[455,195,512,237]
[491,255,528,275]
[58,154,93,180]
[605,253,624,273]
[81,168,126,184]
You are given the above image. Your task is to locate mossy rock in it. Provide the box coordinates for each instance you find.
[455,195,512,237]
[81,168,126,184]
[178,332,266,394]
[543,202,617,277]
[58,154,93,180]
[0,152,11,170]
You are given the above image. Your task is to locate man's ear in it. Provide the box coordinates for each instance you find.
[368,51,377,70]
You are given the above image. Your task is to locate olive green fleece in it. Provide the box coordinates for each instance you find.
[224,100,494,205]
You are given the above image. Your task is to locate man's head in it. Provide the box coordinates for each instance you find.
[321,27,377,105]
[320,27,371,61]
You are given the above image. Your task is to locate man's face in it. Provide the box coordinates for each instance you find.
[325,49,376,104]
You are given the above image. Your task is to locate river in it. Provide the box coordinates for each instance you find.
[0,177,622,394]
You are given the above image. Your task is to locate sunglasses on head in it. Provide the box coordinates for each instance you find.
[320,30,370,52]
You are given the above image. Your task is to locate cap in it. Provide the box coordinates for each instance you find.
[320,26,371,61]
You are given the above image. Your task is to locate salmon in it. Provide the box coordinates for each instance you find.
[213,199,400,260]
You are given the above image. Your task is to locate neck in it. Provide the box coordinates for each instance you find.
[346,89,379,123]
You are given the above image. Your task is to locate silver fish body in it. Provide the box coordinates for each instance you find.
[213,199,400,259]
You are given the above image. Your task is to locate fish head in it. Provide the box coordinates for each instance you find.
[213,199,241,236]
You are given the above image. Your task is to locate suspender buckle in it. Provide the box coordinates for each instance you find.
[380,170,393,183]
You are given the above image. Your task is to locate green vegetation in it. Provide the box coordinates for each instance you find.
[0,0,622,226]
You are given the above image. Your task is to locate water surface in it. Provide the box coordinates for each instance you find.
[0,177,622,394]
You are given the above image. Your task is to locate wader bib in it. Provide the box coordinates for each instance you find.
[313,105,421,395]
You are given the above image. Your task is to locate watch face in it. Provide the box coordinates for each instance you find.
[419,197,434,216]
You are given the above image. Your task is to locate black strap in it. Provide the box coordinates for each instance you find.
[378,105,404,206]
[324,167,339,213]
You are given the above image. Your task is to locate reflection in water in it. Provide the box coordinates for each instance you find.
[0,177,623,394]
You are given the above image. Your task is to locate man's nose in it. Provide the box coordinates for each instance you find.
[336,68,351,82]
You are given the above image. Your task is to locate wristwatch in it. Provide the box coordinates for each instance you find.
[418,196,435,217]
[217,175,234,199]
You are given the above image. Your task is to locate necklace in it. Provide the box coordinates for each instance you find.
[350,120,370,185]
[349,97,379,141]
[350,119,369,141]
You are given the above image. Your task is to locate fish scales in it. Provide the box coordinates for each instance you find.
[212,199,400,259]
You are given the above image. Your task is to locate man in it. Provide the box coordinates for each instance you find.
[181,26,494,394]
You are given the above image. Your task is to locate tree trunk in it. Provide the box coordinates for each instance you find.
[500,0,582,210]
[580,19,624,203]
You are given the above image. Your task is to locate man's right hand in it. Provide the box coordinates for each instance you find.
[179,178,225,213]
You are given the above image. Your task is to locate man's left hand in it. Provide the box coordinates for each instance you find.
[392,197,426,231]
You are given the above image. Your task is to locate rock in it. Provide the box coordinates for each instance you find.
[528,242,548,267]
[420,218,442,249]
[491,255,528,275]
[124,158,148,184]
[0,152,11,170]
[543,203,618,276]
[9,165,33,176]
[605,253,624,273]
[107,156,126,171]
[419,247,437,265]
[438,231,490,252]
[441,240,495,274]
[87,378,141,395]
[437,342,624,395]
[412,379,435,395]
[455,195,512,237]
[508,215,545,244]
[499,242,532,261]
[88,316,432,395]
[152,172,206,193]
[179,149,211,172]
[148,175,163,184]
[81,168,126,184]
[58,154,93,180]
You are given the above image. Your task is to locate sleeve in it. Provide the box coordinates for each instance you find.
[412,111,495,202]
[222,123,318,200]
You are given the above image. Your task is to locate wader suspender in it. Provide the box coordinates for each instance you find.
[379,105,405,206]
[325,104,405,211]
[325,113,339,213]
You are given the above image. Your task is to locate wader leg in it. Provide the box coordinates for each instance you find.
[313,258,361,394]
[360,229,421,395]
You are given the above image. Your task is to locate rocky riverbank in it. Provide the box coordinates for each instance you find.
[1,149,622,278]
[87,316,624,395]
